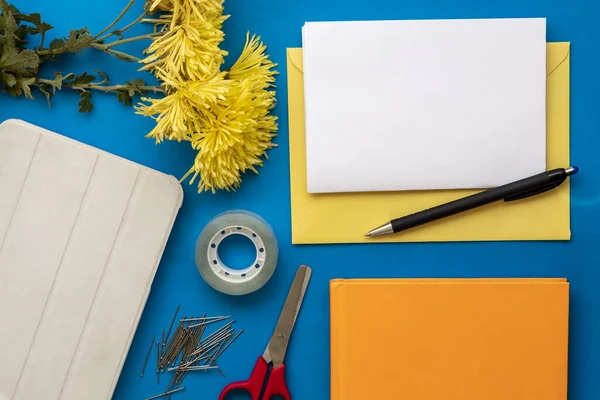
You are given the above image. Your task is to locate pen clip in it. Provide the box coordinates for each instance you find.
[504,183,559,202]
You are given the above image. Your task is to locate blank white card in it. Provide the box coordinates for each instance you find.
[302,18,547,193]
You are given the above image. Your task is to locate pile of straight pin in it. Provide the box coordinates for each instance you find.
[141,306,243,400]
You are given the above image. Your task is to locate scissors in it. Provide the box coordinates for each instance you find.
[219,265,312,400]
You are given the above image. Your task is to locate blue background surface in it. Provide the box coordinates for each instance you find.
[3,0,600,399]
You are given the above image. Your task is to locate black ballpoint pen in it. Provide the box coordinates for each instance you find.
[365,166,579,237]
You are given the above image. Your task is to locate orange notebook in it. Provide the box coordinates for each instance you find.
[330,278,569,400]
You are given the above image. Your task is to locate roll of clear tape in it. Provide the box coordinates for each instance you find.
[195,210,278,295]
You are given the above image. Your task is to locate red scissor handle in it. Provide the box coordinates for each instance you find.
[218,356,291,400]
[263,364,291,400]
[219,356,268,400]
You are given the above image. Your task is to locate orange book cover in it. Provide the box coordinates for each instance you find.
[330,278,569,400]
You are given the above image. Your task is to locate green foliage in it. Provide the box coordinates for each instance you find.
[39,71,111,112]
[117,79,148,106]
[0,0,157,112]
[78,91,93,112]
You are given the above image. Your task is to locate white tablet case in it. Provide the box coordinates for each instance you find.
[0,119,183,400]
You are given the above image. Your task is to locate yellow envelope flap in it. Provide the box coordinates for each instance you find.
[287,43,570,244]
[547,43,570,78]
[288,48,304,73]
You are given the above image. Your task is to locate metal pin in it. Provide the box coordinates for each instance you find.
[191,329,232,357]
[192,319,205,345]
[189,317,234,329]
[156,341,160,385]
[184,365,220,371]
[215,329,244,360]
[174,369,188,389]
[140,334,155,377]
[167,365,217,372]
[166,372,183,399]
[203,356,226,377]
[186,317,231,328]
[178,330,194,368]
[164,372,178,397]
[164,305,180,346]
[161,323,182,361]
[199,321,235,346]
[180,315,229,323]
[205,337,227,366]
[187,326,200,355]
[161,327,187,367]
[204,319,235,338]
[200,327,233,347]
[182,330,229,367]
[149,311,239,392]
[144,387,184,400]
[200,337,229,357]
[163,337,184,365]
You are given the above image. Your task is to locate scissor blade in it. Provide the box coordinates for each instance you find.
[263,265,312,367]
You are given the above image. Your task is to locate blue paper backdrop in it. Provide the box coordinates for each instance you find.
[3,0,599,399]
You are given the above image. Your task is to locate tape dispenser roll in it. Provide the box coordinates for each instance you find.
[195,210,278,295]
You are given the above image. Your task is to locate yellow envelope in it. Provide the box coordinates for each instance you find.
[288,43,571,244]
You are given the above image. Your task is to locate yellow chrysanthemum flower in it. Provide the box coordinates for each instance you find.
[136,72,230,142]
[138,0,278,193]
[140,8,228,83]
[149,0,225,23]
[142,0,228,82]
[181,36,278,192]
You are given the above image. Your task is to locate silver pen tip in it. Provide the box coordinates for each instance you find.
[365,223,394,237]
[364,233,371,237]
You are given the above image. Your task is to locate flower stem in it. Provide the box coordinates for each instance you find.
[89,43,141,62]
[93,0,137,39]
[98,33,161,49]
[39,31,47,49]
[142,18,170,24]
[97,11,148,42]
[36,78,164,93]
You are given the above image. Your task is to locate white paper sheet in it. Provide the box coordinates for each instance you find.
[302,18,547,193]
[0,119,183,400]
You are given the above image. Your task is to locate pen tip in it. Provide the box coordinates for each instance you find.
[565,166,579,176]
[364,232,371,237]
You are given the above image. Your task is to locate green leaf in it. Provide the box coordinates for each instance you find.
[78,91,93,112]
[62,28,93,53]
[37,83,52,107]
[16,76,34,99]
[94,70,109,84]
[7,4,19,15]
[21,26,38,35]
[111,29,124,40]
[5,75,34,98]
[45,71,74,93]
[0,70,16,88]
[17,12,41,25]
[0,45,39,74]
[116,89,132,106]
[0,0,18,44]
[38,21,52,35]
[14,25,29,44]
[49,38,64,50]
[125,78,147,96]
[10,12,53,40]
[72,72,95,85]
[41,29,93,57]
